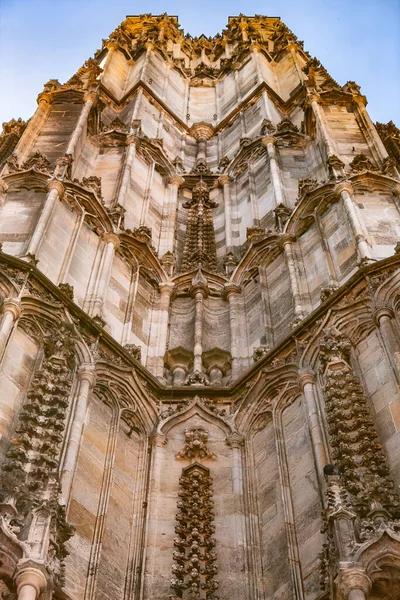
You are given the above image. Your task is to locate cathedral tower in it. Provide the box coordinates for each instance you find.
[0,13,400,600]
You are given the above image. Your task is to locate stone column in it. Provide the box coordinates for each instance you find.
[227,433,245,548]
[279,234,304,322]
[375,306,400,382]
[25,179,65,258]
[190,122,214,171]
[159,174,184,256]
[309,94,337,159]
[334,181,371,262]
[353,95,389,164]
[0,298,22,360]
[190,282,208,374]
[117,134,137,208]
[15,94,52,164]
[262,136,287,207]
[15,566,47,600]
[65,91,97,161]
[155,282,175,379]
[337,568,371,600]
[171,365,187,386]
[298,369,329,492]
[91,232,120,316]
[60,363,96,504]
[223,283,242,380]
[218,175,233,252]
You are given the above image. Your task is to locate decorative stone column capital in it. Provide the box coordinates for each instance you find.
[336,567,371,600]
[298,368,316,389]
[352,94,367,107]
[307,92,321,105]
[0,178,9,194]
[15,563,48,596]
[226,431,244,448]
[334,181,354,197]
[77,362,96,387]
[262,135,277,147]
[374,306,395,325]
[36,92,52,105]
[126,134,138,145]
[168,174,185,187]
[190,122,215,140]
[152,431,168,447]
[222,282,241,301]
[1,298,22,320]
[105,40,119,51]
[46,178,65,197]
[278,233,296,251]
[102,232,120,249]
[190,282,209,299]
[83,90,98,105]
[218,174,232,187]
[286,41,298,52]
[159,281,175,296]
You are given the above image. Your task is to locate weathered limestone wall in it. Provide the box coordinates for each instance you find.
[0,185,47,256]
[283,399,323,599]
[356,329,400,485]
[251,424,292,598]
[31,99,84,167]
[0,327,39,461]
[65,394,146,600]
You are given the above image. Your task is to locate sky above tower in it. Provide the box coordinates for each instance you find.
[0,0,399,126]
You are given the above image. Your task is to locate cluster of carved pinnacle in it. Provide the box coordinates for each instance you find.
[181,181,218,273]
[319,328,399,517]
[170,465,218,600]
[0,324,76,586]
[1,325,75,509]
[100,14,308,70]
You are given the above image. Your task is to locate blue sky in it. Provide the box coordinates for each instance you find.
[0,0,399,126]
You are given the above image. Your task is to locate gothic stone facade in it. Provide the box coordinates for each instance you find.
[1,13,400,600]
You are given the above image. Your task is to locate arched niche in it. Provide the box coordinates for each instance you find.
[144,399,248,600]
